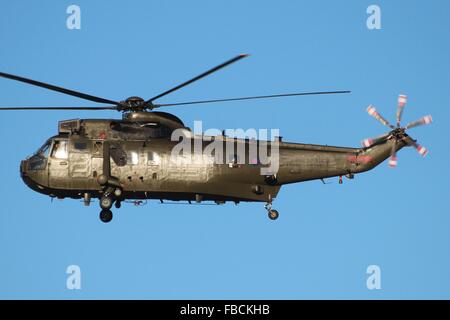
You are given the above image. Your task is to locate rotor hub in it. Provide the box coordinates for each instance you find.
[391,127,406,139]
[124,96,144,107]
[118,96,153,112]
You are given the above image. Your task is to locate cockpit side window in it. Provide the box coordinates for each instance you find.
[51,140,68,159]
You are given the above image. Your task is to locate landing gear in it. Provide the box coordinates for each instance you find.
[99,195,115,222]
[265,201,279,221]
[99,209,113,223]
[268,209,279,220]
[115,201,121,209]
[100,195,113,210]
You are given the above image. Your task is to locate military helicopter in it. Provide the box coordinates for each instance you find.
[0,54,432,223]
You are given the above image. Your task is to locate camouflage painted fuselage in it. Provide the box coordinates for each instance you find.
[20,112,409,203]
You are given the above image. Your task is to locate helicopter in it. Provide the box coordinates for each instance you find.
[0,54,432,223]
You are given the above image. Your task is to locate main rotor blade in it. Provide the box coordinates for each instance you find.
[0,72,120,105]
[154,90,351,107]
[0,106,117,110]
[367,105,395,129]
[404,115,433,130]
[396,94,407,127]
[147,54,249,103]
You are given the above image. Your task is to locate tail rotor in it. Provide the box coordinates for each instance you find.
[361,94,432,168]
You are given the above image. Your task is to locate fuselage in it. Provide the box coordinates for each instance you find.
[19,113,408,204]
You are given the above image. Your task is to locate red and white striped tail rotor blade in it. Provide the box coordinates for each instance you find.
[361,133,389,148]
[396,94,407,127]
[413,142,428,157]
[388,155,398,168]
[367,105,395,129]
[405,115,433,130]
[405,138,429,157]
[388,141,398,168]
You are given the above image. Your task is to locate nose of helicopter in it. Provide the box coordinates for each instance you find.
[19,159,36,189]
[19,159,35,186]
[20,159,28,177]
[19,159,41,193]
[19,158,50,196]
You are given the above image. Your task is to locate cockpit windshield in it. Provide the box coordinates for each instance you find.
[28,140,51,171]
[35,140,51,157]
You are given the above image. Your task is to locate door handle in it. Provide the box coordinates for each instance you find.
[59,161,68,165]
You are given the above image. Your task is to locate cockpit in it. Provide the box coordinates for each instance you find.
[36,140,51,156]
[27,140,50,171]
[27,137,68,171]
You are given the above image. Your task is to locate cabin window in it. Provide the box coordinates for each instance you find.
[74,142,88,150]
[127,151,139,165]
[92,141,103,157]
[51,140,68,159]
[110,143,127,166]
[147,151,160,165]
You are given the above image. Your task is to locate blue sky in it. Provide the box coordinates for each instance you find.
[0,0,449,299]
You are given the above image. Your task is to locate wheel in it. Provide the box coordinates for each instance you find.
[115,201,121,209]
[99,209,113,223]
[268,209,279,220]
[114,188,122,197]
[100,196,113,210]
